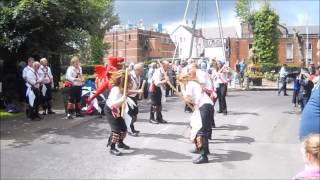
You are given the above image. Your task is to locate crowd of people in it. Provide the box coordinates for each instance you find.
[19,55,319,172]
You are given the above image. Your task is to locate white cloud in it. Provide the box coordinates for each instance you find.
[163,11,242,35]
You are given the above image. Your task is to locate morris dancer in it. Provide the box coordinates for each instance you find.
[88,56,124,102]
[105,70,130,156]
[38,58,55,115]
[127,63,144,136]
[25,61,43,120]
[178,74,214,164]
[149,61,170,124]
[66,56,84,119]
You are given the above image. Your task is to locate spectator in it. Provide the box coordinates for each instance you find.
[294,134,320,180]
[298,68,314,111]
[299,79,320,140]
[278,64,289,96]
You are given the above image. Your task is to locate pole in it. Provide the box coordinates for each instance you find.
[215,0,226,62]
[171,0,192,63]
[306,25,309,67]
[121,68,129,117]
[188,0,200,59]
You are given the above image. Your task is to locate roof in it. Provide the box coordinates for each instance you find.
[278,25,319,35]
[201,26,239,39]
[171,25,204,38]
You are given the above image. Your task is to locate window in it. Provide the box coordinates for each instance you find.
[128,34,131,41]
[180,37,183,43]
[286,43,293,63]
[305,43,312,64]
[248,43,253,50]
[180,48,182,55]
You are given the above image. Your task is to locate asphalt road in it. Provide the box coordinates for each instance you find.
[1,91,303,179]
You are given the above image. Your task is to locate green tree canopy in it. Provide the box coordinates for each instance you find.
[252,2,280,64]
[0,0,118,61]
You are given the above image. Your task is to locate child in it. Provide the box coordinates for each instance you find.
[294,134,320,179]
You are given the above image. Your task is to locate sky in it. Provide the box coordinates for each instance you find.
[114,0,320,33]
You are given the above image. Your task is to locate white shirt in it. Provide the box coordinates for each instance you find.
[129,71,141,97]
[38,65,53,84]
[279,67,288,78]
[152,69,165,87]
[106,86,123,109]
[147,68,155,83]
[22,66,33,81]
[66,66,83,86]
[196,70,214,90]
[184,81,213,108]
[25,68,42,89]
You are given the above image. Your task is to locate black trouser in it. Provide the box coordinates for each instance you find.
[278,78,287,95]
[128,96,139,132]
[292,90,299,105]
[27,88,40,119]
[196,104,214,156]
[68,86,82,114]
[217,83,227,113]
[41,84,53,112]
[150,86,163,121]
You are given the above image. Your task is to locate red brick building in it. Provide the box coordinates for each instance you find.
[228,25,320,69]
[104,28,175,63]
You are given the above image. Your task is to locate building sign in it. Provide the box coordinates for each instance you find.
[204,39,226,48]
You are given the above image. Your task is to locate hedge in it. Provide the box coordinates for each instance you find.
[61,64,96,75]
[260,63,300,73]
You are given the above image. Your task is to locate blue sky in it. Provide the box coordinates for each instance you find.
[114,0,319,33]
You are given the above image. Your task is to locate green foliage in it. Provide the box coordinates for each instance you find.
[81,64,96,75]
[252,2,280,64]
[260,63,281,73]
[0,0,118,57]
[263,72,278,81]
[235,0,255,25]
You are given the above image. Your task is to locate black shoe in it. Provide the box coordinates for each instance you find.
[217,111,223,113]
[75,113,83,117]
[284,94,289,96]
[193,155,208,164]
[129,130,140,137]
[118,142,130,149]
[189,149,200,154]
[109,148,121,156]
[223,111,227,115]
[35,115,43,120]
[158,119,167,124]
[67,114,73,119]
[149,119,159,124]
[30,117,41,121]
[47,110,55,114]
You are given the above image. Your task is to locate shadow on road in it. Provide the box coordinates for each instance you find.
[138,132,186,141]
[282,110,301,115]
[214,124,249,131]
[212,135,255,144]
[209,149,252,163]
[122,147,193,162]
[226,111,259,116]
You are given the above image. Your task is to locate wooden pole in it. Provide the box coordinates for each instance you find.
[121,68,129,117]
[157,60,194,111]
[139,80,146,99]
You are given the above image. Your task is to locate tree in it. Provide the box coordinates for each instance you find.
[0,0,118,101]
[235,0,255,25]
[252,2,280,64]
